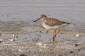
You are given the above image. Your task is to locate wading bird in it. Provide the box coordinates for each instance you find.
[33,14,70,43]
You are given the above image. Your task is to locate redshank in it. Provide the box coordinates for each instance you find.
[33,14,70,43]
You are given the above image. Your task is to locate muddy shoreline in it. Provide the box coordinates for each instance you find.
[0,38,85,56]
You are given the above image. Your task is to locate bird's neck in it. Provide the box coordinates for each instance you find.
[41,17,47,21]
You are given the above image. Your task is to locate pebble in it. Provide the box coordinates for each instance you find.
[70,51,74,54]
[75,44,79,47]
[75,34,80,37]
[0,39,3,43]
[19,54,27,56]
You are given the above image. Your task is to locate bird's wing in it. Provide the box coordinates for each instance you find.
[44,18,67,26]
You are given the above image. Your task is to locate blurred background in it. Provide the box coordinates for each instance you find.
[0,0,85,25]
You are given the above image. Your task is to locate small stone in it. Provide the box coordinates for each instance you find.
[77,49,80,51]
[0,41,2,43]
[9,39,15,41]
[70,51,74,53]
[75,34,80,37]
[0,39,3,43]
[39,31,42,33]
[58,54,62,56]
[36,42,42,46]
[18,49,23,52]
[19,54,27,56]
[75,44,79,47]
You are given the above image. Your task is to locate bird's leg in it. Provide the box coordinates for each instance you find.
[52,28,60,43]
[52,30,57,42]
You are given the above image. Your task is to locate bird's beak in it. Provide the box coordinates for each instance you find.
[33,18,40,22]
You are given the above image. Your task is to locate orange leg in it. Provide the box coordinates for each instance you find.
[52,28,60,42]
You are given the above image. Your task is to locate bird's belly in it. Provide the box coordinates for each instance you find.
[42,23,58,29]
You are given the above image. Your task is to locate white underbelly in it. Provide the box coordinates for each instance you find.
[42,23,59,29]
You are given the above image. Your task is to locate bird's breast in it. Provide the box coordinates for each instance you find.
[42,22,58,29]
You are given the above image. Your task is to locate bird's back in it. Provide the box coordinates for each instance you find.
[43,17,70,26]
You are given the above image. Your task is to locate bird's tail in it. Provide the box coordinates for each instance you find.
[62,21,71,25]
[66,22,70,24]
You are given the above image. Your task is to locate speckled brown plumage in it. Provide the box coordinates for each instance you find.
[43,17,70,26]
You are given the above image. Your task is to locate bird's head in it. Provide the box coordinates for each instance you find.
[40,14,47,19]
[33,14,47,22]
